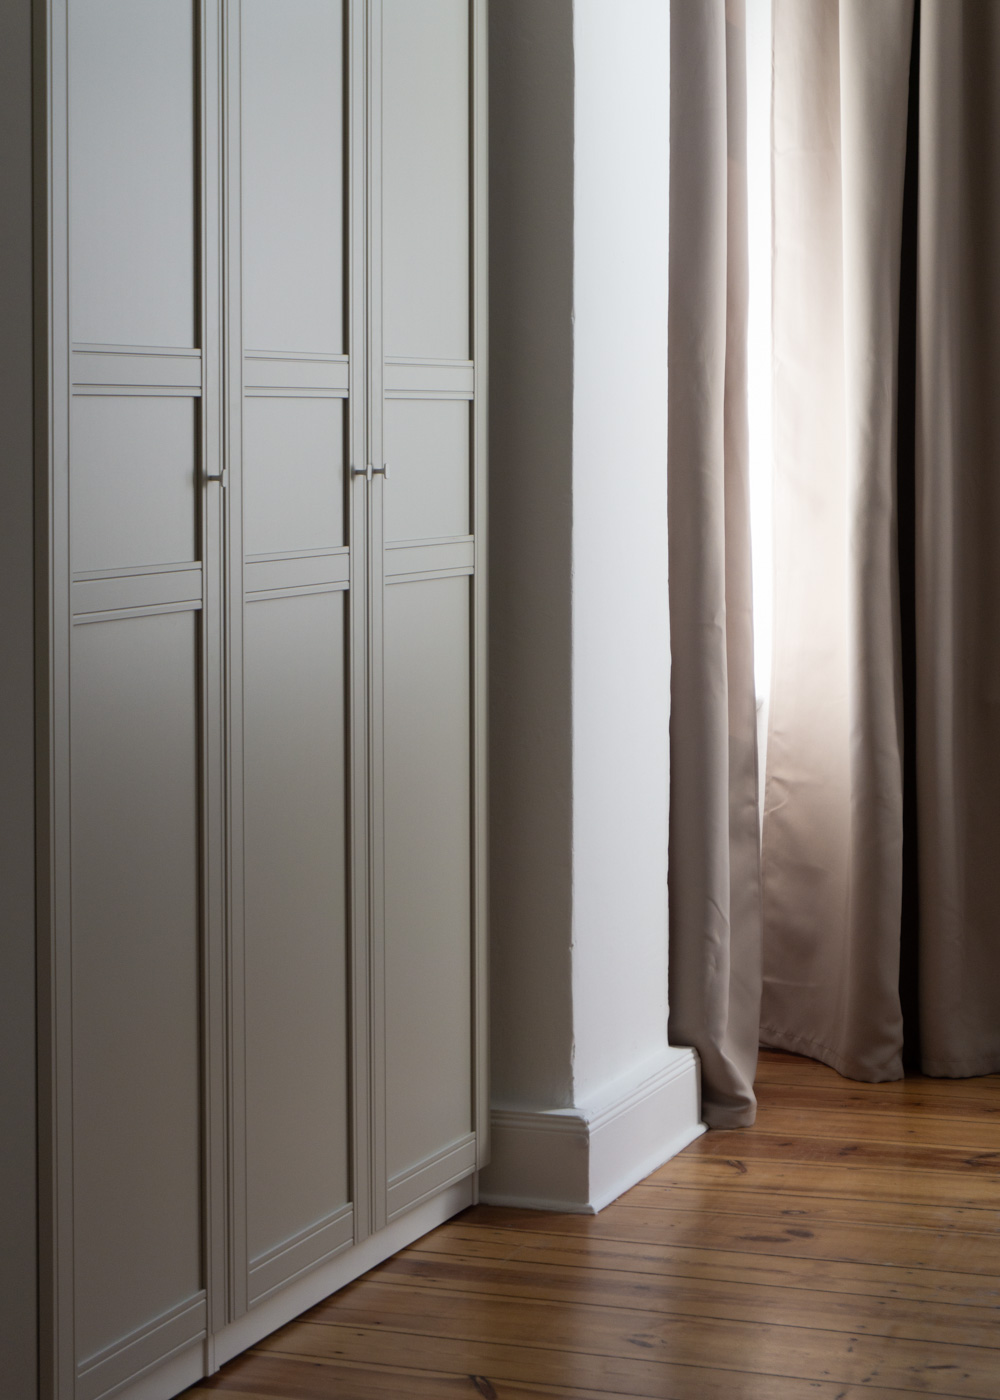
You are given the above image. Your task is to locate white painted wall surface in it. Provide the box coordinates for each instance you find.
[570,0,672,1103]
[486,0,701,1209]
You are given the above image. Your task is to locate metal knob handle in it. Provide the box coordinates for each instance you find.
[373,462,389,482]
[351,464,372,482]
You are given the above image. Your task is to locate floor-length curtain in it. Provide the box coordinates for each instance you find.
[916,1,1000,1076]
[763,0,1000,1080]
[668,0,763,1127]
[762,0,914,1080]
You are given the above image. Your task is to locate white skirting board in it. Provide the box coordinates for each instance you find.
[479,1047,705,1213]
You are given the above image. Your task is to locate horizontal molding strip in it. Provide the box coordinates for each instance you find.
[384,388,473,402]
[76,1292,206,1400]
[384,356,474,395]
[387,1132,478,1223]
[72,599,203,626]
[244,552,350,595]
[72,566,204,618]
[245,348,348,361]
[72,342,202,356]
[244,351,349,394]
[73,559,203,581]
[248,1204,355,1307]
[246,581,350,603]
[72,347,203,392]
[244,387,348,400]
[72,384,202,398]
[386,567,473,587]
[384,537,474,578]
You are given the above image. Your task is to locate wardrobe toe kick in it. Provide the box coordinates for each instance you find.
[31,3,487,1397]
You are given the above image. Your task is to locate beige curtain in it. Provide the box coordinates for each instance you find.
[916,1,1000,1076]
[668,0,763,1127]
[763,0,1000,1079]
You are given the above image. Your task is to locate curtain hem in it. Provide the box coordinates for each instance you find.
[702,1103,758,1130]
[759,1024,903,1084]
[921,1054,1000,1079]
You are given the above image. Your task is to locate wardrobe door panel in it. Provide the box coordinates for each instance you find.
[382,0,470,360]
[68,0,197,349]
[383,576,473,1184]
[70,395,199,572]
[242,398,346,556]
[383,399,471,544]
[243,592,352,1298]
[375,0,484,1222]
[236,0,355,1305]
[241,0,345,355]
[70,610,204,1368]
[57,3,219,1393]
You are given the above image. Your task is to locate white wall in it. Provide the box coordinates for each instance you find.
[570,0,672,1103]
[486,0,702,1211]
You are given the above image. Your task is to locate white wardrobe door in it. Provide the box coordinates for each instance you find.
[64,2,212,1394]
[378,0,478,1215]
[237,0,355,1306]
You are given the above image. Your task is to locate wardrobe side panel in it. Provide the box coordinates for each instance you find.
[0,1,37,1394]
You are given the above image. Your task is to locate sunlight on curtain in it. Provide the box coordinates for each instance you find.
[745,0,773,756]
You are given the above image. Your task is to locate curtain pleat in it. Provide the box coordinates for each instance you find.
[667,0,763,1128]
[916,1,1000,1077]
[760,0,914,1082]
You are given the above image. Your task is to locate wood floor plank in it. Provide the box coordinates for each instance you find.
[755,1052,1000,1100]
[266,1293,1000,1398]
[251,1329,977,1400]
[623,1179,1000,1234]
[184,1050,1000,1400]
[682,1126,1000,1174]
[646,1154,1000,1209]
[413,1221,1000,1307]
[756,1080,1000,1120]
[192,1352,617,1400]
[188,1369,947,1400]
[458,1202,1000,1276]
[750,1105,1000,1153]
[369,1247,1000,1347]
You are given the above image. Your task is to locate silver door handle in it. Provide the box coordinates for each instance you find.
[373,462,389,481]
[205,470,228,486]
[351,464,372,482]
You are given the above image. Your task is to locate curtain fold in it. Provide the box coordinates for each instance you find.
[761,0,1000,1081]
[761,0,914,1081]
[916,1,1000,1076]
[667,0,763,1128]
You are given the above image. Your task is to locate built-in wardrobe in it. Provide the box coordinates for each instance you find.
[21,2,487,1397]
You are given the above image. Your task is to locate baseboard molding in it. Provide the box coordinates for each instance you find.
[479,1047,704,1213]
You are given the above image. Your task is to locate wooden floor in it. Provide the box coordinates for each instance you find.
[189,1050,1000,1399]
